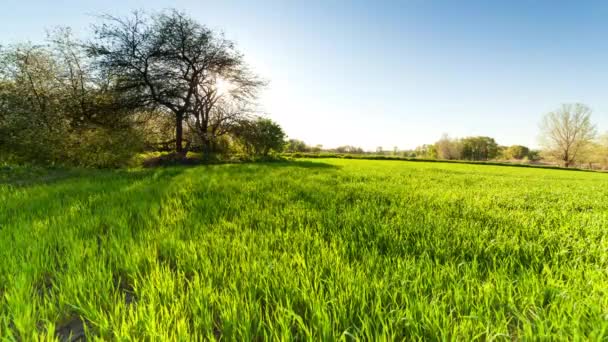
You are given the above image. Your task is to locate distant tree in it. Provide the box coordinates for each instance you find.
[527,149,542,162]
[577,133,608,169]
[539,103,597,167]
[399,149,417,158]
[414,144,438,159]
[435,134,462,160]
[311,144,323,153]
[285,139,309,153]
[90,10,263,156]
[352,146,364,154]
[460,136,499,161]
[496,145,507,159]
[503,145,530,160]
[596,133,608,169]
[335,146,348,153]
[335,145,364,154]
[234,117,285,156]
[376,146,383,154]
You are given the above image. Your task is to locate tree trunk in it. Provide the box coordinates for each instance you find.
[201,134,212,161]
[175,112,184,156]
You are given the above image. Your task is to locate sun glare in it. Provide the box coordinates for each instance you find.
[215,77,233,96]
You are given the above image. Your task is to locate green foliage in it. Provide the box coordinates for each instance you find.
[414,144,438,159]
[503,145,531,160]
[285,139,309,153]
[209,135,236,156]
[527,149,542,162]
[460,136,499,160]
[0,40,144,167]
[432,135,500,161]
[234,117,286,156]
[65,127,145,168]
[310,144,323,153]
[334,145,364,154]
[434,134,462,160]
[1,159,607,339]
[595,133,608,168]
[1,12,268,166]
[136,111,178,151]
[0,45,69,164]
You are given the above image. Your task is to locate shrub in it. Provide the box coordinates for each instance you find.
[66,127,145,168]
[233,117,286,156]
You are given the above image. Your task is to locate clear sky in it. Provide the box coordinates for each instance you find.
[2,0,607,150]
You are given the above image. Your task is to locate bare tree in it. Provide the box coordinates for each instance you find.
[435,133,462,160]
[539,103,597,167]
[188,70,261,155]
[90,10,263,155]
[597,133,608,169]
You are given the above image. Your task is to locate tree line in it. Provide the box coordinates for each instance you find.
[287,103,607,169]
[411,103,606,168]
[409,135,541,162]
[0,10,286,167]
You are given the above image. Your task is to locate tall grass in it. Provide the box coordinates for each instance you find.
[1,159,607,340]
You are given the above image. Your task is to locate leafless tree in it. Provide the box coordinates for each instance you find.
[435,133,462,160]
[539,103,597,167]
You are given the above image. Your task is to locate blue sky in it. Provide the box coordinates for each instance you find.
[2,1,607,150]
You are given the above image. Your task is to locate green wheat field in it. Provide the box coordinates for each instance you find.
[1,159,608,340]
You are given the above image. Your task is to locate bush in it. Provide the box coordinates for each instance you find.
[503,145,530,160]
[0,41,146,168]
[66,128,144,168]
[233,117,286,156]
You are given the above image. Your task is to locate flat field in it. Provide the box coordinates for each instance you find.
[1,159,607,340]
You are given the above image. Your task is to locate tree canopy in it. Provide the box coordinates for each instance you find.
[539,103,597,167]
[234,117,286,156]
[0,10,283,167]
[90,10,264,155]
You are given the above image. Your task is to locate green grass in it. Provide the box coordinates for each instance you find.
[282,152,589,172]
[1,159,608,340]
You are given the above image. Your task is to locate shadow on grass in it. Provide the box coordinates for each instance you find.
[143,157,341,171]
[252,159,340,169]
[0,167,187,228]
[284,153,607,174]
[0,165,186,188]
[183,160,341,180]
[0,165,78,188]
[0,159,338,189]
[0,160,339,226]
